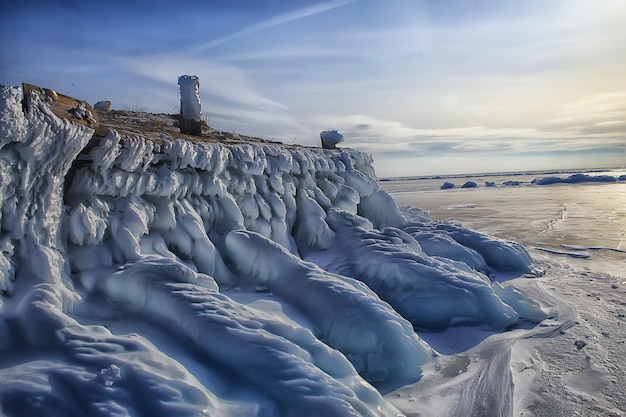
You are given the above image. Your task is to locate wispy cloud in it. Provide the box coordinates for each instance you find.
[190,0,355,53]
[314,112,626,159]
[542,92,626,136]
[119,54,288,110]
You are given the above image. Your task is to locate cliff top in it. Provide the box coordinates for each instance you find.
[22,82,295,148]
[96,109,286,146]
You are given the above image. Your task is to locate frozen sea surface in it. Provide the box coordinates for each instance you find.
[381,170,626,276]
[381,171,626,417]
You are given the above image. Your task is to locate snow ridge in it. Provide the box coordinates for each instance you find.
[0,85,544,417]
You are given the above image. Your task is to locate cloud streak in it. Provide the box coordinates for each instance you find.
[190,0,355,52]
[314,112,626,159]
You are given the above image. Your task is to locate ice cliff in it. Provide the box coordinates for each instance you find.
[0,85,544,417]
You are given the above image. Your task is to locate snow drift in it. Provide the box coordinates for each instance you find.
[0,84,545,416]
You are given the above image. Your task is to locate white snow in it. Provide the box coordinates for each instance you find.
[0,84,551,416]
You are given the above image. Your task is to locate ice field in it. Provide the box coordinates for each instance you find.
[381,172,626,416]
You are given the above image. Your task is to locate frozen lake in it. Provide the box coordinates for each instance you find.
[380,169,626,277]
[380,169,626,417]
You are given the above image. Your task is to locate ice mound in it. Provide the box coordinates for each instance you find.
[307,209,536,331]
[0,84,544,416]
[532,173,620,185]
[224,230,432,385]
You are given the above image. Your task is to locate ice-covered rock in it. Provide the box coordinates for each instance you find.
[320,129,344,149]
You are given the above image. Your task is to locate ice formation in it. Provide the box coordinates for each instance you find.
[320,130,344,149]
[532,173,621,185]
[178,75,202,121]
[461,181,478,188]
[0,84,545,416]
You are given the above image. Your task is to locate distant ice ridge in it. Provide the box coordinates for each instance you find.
[531,173,623,185]
[0,84,544,416]
[438,172,625,190]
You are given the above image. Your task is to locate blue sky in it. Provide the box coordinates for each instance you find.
[1,0,625,177]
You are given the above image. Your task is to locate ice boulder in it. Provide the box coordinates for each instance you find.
[440,181,455,189]
[320,130,344,149]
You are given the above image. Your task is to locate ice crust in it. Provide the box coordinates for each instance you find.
[0,84,544,416]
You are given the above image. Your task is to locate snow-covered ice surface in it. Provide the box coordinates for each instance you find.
[0,84,577,416]
[382,173,626,416]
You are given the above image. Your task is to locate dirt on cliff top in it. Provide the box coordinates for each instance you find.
[22,82,297,148]
[96,109,287,146]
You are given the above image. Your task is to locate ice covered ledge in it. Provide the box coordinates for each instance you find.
[0,83,543,417]
[0,85,93,311]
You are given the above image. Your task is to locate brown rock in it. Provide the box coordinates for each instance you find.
[22,82,99,129]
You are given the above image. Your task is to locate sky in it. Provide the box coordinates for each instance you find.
[1,0,625,177]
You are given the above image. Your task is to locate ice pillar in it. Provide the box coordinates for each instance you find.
[178,75,202,136]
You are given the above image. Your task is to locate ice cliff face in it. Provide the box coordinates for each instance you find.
[0,85,544,417]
